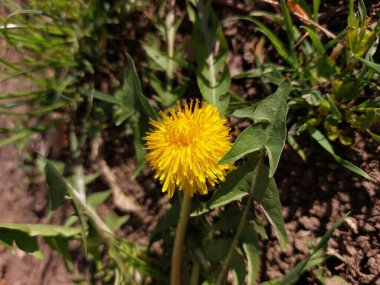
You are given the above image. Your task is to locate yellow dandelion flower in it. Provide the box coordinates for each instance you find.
[144,100,235,198]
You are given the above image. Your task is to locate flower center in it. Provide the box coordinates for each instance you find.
[168,118,198,146]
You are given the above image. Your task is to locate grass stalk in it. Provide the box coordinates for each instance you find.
[171,193,192,285]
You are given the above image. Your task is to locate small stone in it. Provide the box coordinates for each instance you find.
[363,223,376,233]
[345,217,358,234]
[299,216,320,231]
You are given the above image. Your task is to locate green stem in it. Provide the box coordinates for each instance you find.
[166,0,176,89]
[190,261,200,285]
[171,193,192,285]
[216,156,263,285]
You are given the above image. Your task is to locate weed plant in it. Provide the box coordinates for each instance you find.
[0,0,378,284]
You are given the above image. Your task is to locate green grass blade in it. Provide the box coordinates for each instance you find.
[307,126,371,180]
[302,26,325,55]
[235,16,291,65]
[279,0,297,65]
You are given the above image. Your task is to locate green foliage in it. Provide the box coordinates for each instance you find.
[234,0,377,178]
[44,161,162,284]
[262,214,349,285]
[0,0,375,284]
[188,0,231,113]
[221,81,290,177]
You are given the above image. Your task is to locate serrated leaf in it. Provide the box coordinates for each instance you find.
[45,162,69,215]
[219,123,267,165]
[120,54,158,120]
[192,159,287,249]
[221,81,290,177]
[191,161,255,216]
[252,81,290,177]
[254,165,287,250]
[241,225,260,285]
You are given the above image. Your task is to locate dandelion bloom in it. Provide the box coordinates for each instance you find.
[145,101,235,198]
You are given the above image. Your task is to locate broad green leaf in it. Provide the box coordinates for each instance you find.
[252,81,290,176]
[222,82,290,177]
[253,164,287,250]
[232,105,257,120]
[307,126,371,180]
[276,214,348,285]
[190,161,254,216]
[45,162,88,250]
[213,205,243,231]
[192,160,287,249]
[253,216,268,239]
[45,162,69,215]
[0,223,81,237]
[0,223,80,260]
[193,1,231,113]
[121,54,158,120]
[132,114,149,178]
[219,123,267,165]
[0,228,42,259]
[241,225,260,285]
[231,252,247,285]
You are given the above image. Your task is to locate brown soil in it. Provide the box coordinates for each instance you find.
[0,1,379,285]
[0,117,74,285]
[265,133,380,285]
